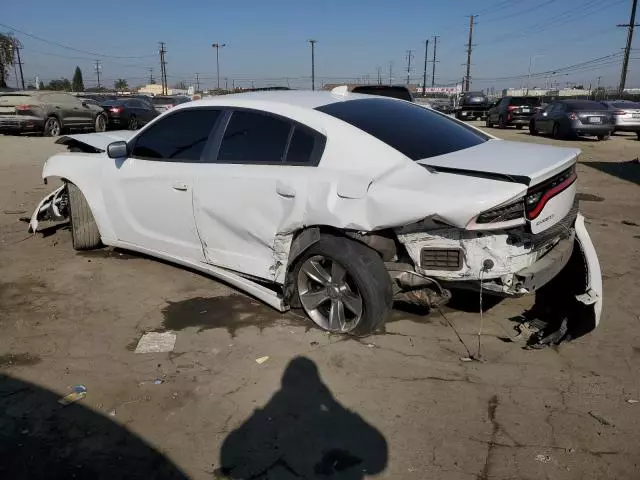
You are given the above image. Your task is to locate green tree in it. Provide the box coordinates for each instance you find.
[173,80,187,90]
[38,80,44,90]
[0,33,17,89]
[72,66,84,92]
[114,78,128,91]
[46,78,72,91]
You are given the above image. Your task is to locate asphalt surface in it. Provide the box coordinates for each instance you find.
[1,124,639,479]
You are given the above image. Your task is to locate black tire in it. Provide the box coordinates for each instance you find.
[636,132,640,140]
[552,122,562,139]
[292,234,392,335]
[94,114,107,132]
[127,115,138,130]
[515,124,523,130]
[43,116,61,137]
[529,120,539,136]
[498,115,506,129]
[485,116,494,128]
[67,183,101,250]
[596,134,610,141]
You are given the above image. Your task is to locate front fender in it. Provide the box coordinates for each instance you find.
[41,153,117,242]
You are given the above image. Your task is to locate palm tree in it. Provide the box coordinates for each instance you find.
[0,33,17,89]
[114,78,129,91]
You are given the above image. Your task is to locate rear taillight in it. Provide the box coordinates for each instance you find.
[567,112,578,120]
[166,104,175,109]
[614,110,625,115]
[15,104,33,111]
[525,166,577,220]
[109,107,123,113]
[507,105,518,111]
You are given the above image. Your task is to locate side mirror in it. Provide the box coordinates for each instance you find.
[107,141,128,158]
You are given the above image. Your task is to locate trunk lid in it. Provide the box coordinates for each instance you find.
[575,110,612,125]
[417,139,579,186]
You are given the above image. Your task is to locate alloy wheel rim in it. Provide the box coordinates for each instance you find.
[97,116,105,131]
[129,117,137,129]
[48,119,59,136]
[296,255,363,333]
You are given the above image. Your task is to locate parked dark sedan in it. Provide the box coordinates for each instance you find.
[101,98,158,130]
[529,100,614,140]
[486,96,542,129]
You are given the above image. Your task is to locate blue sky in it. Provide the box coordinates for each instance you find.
[2,0,636,91]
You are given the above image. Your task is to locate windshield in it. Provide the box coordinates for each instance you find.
[316,98,489,160]
[351,86,413,102]
[510,97,540,106]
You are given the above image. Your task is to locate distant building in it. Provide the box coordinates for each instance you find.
[137,84,188,96]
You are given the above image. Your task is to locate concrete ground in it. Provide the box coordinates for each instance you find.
[0,125,639,479]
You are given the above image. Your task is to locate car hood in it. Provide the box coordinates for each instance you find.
[417,139,580,186]
[55,131,137,152]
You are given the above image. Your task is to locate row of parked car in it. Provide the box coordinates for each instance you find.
[484,96,640,140]
[0,91,191,136]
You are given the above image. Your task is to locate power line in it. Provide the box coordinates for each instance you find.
[0,22,157,59]
[473,0,514,16]
[480,0,560,24]
[618,0,638,95]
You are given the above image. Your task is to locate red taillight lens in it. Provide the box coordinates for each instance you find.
[567,112,578,120]
[525,167,577,220]
[507,105,518,111]
[614,110,625,115]
[15,104,32,111]
[109,107,123,113]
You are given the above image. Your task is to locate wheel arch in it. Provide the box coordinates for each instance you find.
[42,157,117,242]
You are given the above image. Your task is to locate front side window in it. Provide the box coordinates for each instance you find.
[217,111,291,163]
[317,98,488,161]
[130,108,220,161]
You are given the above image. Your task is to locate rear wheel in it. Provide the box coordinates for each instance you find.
[636,132,640,140]
[597,134,610,141]
[128,115,138,130]
[67,183,101,250]
[529,120,539,136]
[485,116,494,128]
[43,116,61,137]
[515,124,523,130]
[293,235,392,335]
[498,115,506,129]
[552,122,562,139]
[94,114,107,132]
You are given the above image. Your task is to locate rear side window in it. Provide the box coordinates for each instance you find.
[286,127,316,164]
[317,98,488,161]
[218,111,291,163]
[131,108,221,161]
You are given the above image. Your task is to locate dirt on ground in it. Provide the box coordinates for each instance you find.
[0,126,639,479]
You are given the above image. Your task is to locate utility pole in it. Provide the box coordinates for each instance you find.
[405,49,414,85]
[212,43,226,90]
[225,77,228,90]
[422,39,429,95]
[388,61,393,84]
[617,0,638,96]
[94,60,102,89]
[194,73,200,91]
[148,68,155,84]
[431,35,439,87]
[464,16,474,91]
[308,39,317,90]
[14,42,25,90]
[377,66,382,85]
[159,42,167,95]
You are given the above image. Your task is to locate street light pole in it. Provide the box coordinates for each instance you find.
[212,43,226,89]
[308,39,317,90]
[527,54,543,95]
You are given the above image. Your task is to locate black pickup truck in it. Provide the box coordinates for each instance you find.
[453,91,490,121]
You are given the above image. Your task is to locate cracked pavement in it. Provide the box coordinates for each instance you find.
[1,126,639,479]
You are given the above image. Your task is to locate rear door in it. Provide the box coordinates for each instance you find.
[192,109,326,282]
[102,107,222,260]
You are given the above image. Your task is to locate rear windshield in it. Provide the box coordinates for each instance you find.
[509,97,540,106]
[564,101,608,111]
[0,94,35,106]
[316,98,488,160]
[351,86,413,102]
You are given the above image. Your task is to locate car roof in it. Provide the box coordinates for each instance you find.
[185,90,376,110]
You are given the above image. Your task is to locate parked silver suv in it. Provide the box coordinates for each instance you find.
[0,91,107,136]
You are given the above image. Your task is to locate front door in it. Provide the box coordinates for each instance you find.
[193,109,325,283]
[102,108,222,261]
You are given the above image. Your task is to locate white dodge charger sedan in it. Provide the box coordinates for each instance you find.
[30,88,602,345]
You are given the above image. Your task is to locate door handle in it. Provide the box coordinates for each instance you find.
[276,181,296,198]
[172,182,188,191]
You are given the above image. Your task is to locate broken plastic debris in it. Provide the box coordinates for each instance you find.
[154,378,164,385]
[134,332,176,354]
[58,385,87,405]
[255,356,270,364]
[535,454,552,463]
[366,343,376,349]
[588,411,614,427]
[108,409,116,416]
[626,399,638,404]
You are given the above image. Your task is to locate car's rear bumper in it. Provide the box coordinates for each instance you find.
[509,117,532,125]
[614,123,640,132]
[0,115,45,132]
[569,121,614,135]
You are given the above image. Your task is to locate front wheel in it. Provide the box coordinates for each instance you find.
[515,124,523,130]
[485,116,494,128]
[529,121,539,136]
[94,114,107,132]
[43,117,61,137]
[128,115,139,130]
[552,122,562,139]
[293,235,392,335]
[636,132,640,140]
[67,183,101,250]
[597,134,610,141]
[498,115,506,129]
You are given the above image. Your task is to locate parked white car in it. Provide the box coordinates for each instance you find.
[29,89,602,345]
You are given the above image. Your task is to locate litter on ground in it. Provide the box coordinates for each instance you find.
[134,332,177,354]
